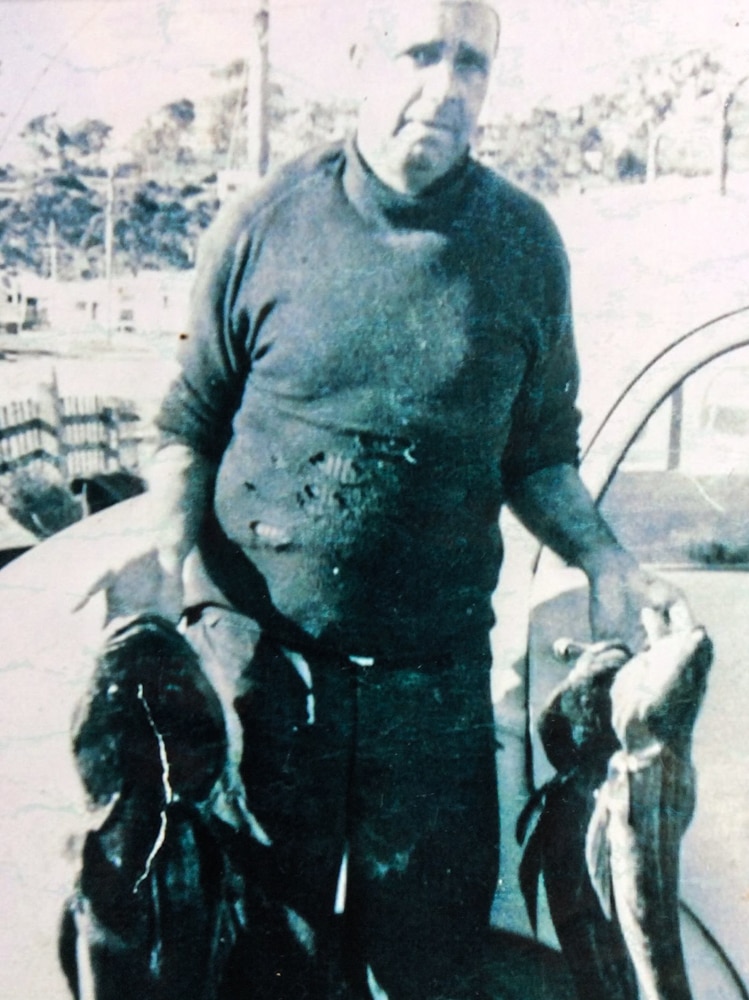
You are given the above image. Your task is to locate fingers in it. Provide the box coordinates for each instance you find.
[72,550,185,623]
[590,563,696,654]
[665,596,695,632]
[641,577,676,611]
[641,606,668,644]
[72,570,114,613]
[641,592,695,646]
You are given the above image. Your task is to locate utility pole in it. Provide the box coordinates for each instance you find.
[47,220,58,283]
[104,161,115,336]
[720,78,749,197]
[217,0,270,202]
[719,89,732,197]
[247,0,270,180]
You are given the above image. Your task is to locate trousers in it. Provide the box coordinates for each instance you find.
[186,604,500,1000]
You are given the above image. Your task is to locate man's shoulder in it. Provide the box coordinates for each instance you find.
[194,144,343,265]
[470,159,565,251]
[217,142,344,231]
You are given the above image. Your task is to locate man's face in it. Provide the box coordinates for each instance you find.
[354,1,499,193]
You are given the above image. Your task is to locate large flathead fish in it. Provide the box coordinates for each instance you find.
[60,614,246,1000]
[586,622,712,1000]
[518,617,712,1000]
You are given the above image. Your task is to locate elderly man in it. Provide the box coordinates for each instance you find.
[92,1,677,997]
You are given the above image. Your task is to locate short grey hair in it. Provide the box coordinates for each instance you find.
[356,0,501,57]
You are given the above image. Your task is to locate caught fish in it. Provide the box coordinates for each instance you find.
[586,621,712,1000]
[518,617,712,1000]
[71,613,228,810]
[60,614,247,1000]
[517,641,639,1000]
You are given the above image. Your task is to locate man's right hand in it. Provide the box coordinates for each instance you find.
[75,544,185,624]
[74,442,216,624]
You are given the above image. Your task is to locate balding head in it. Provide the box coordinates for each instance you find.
[359,0,500,55]
[351,0,499,195]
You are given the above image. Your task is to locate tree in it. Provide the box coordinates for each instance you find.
[129,99,198,179]
[112,179,216,273]
[626,51,725,182]
[64,119,113,170]
[19,113,69,172]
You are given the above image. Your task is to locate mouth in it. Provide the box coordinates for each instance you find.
[403,118,457,136]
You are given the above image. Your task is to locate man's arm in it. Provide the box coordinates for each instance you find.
[497,205,683,650]
[507,462,681,651]
[77,196,257,622]
[146,442,215,574]
[78,442,216,622]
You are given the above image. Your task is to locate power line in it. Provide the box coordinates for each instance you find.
[0,4,106,155]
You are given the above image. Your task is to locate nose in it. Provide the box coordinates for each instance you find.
[421,58,461,105]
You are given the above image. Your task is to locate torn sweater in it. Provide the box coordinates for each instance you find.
[157,140,580,658]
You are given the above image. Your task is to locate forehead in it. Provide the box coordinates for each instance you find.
[366,1,499,56]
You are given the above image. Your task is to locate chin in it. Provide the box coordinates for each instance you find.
[404,143,460,182]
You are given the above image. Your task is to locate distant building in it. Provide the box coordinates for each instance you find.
[0,270,45,333]
[5,270,193,336]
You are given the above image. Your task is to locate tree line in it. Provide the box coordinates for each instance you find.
[1,48,747,281]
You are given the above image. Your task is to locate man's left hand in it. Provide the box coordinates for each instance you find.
[588,546,689,652]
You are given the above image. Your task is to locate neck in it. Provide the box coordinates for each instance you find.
[370,158,439,197]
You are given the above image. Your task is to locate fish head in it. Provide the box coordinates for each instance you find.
[72,614,228,806]
[609,626,713,753]
[539,641,630,773]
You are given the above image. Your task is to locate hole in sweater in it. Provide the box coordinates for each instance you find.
[249,521,293,549]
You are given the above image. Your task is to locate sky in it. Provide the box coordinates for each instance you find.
[1,0,749,160]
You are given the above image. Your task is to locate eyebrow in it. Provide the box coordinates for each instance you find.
[402,39,491,70]
[403,40,445,57]
[455,41,490,71]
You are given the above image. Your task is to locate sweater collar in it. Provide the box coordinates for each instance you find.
[342,134,474,230]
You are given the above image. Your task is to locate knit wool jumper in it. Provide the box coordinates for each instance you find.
[158,139,581,659]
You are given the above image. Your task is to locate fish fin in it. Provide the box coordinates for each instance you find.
[516,783,550,845]
[518,820,545,935]
[517,779,566,935]
[585,787,613,921]
[517,781,563,935]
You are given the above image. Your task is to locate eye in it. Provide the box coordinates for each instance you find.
[405,43,442,68]
[454,46,490,76]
